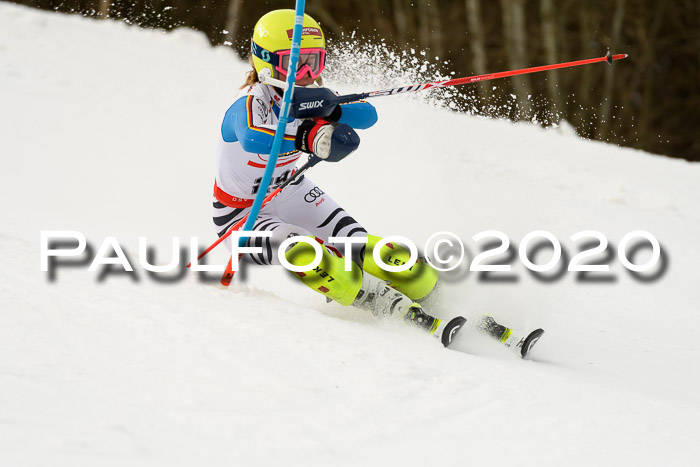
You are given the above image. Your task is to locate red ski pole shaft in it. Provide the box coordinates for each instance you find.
[220,253,242,286]
[341,52,628,102]
[435,53,629,88]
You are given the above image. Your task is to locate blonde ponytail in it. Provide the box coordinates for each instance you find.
[240,55,259,89]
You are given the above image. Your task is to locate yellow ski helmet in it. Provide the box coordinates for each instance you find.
[251,9,326,80]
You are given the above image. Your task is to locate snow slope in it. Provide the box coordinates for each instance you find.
[2,4,700,466]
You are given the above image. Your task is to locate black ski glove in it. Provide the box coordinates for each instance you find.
[295,119,335,159]
[295,118,360,162]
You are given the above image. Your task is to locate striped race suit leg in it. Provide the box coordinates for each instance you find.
[212,176,367,267]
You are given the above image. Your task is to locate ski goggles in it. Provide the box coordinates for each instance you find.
[252,40,326,80]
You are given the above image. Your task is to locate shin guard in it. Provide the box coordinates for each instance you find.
[362,234,439,301]
[285,237,363,306]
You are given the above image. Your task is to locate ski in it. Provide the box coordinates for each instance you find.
[516,328,545,359]
[436,316,468,348]
[477,316,545,359]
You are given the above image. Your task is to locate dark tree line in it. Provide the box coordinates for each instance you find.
[11,0,700,162]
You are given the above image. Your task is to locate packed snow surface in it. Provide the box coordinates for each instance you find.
[1,4,700,466]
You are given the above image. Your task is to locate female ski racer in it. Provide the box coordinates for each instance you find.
[213,9,542,353]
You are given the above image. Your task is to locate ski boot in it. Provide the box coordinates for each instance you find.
[353,273,466,347]
[476,316,544,359]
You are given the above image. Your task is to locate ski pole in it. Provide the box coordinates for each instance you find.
[187,155,322,269]
[274,51,629,119]
[346,51,628,101]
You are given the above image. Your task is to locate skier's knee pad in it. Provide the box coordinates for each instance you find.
[285,236,363,306]
[362,234,439,301]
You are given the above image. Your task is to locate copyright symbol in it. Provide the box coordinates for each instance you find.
[424,232,465,272]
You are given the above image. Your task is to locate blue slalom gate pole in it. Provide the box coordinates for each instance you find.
[237,0,306,251]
